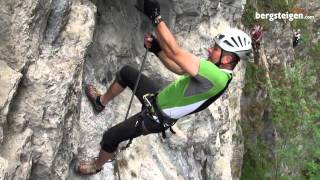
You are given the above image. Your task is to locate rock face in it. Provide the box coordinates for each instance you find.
[0,0,96,179]
[0,61,22,144]
[78,0,246,180]
[0,0,248,179]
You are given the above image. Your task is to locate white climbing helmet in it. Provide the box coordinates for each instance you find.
[213,28,252,60]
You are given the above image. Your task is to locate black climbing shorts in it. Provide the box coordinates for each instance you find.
[100,65,166,153]
[115,65,161,103]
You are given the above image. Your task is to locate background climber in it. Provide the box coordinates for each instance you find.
[293,29,301,48]
[251,25,263,52]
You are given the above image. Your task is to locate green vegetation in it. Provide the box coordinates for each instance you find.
[241,3,271,30]
[241,135,273,180]
[241,62,274,179]
[271,59,320,179]
[256,0,292,12]
[241,4,257,29]
[241,43,320,179]
[243,63,268,95]
[241,0,320,179]
[291,19,310,31]
[309,41,320,58]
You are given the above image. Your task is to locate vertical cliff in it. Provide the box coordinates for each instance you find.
[0,0,96,179]
[0,0,250,179]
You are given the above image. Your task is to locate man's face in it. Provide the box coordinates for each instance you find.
[208,43,222,64]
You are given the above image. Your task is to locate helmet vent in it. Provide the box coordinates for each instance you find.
[216,34,225,40]
[231,37,239,47]
[238,36,243,47]
[217,34,225,40]
[224,40,234,47]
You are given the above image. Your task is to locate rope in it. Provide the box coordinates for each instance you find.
[115,50,149,180]
[123,50,149,127]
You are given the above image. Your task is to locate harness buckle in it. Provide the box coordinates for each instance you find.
[143,93,160,123]
[142,93,176,137]
[142,93,154,108]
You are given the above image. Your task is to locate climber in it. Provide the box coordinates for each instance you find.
[76,0,252,175]
[293,29,301,48]
[250,25,263,51]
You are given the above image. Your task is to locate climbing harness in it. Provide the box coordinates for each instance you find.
[141,93,177,138]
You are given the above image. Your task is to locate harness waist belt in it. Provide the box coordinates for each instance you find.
[142,93,177,126]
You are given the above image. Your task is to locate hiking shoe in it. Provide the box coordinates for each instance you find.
[75,159,102,175]
[85,84,105,112]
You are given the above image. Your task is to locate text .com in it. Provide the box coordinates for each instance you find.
[255,12,315,21]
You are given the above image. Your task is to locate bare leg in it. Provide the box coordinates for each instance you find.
[95,149,114,169]
[100,82,125,105]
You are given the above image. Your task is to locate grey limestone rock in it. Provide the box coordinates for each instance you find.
[0,0,248,179]
[78,0,246,179]
[0,0,96,179]
[0,60,22,144]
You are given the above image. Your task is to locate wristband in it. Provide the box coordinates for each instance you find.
[153,15,163,27]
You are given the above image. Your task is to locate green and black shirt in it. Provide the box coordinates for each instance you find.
[156,59,233,119]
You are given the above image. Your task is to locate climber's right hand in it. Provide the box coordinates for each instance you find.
[144,33,162,55]
[142,0,160,21]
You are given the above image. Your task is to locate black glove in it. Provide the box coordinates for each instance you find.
[136,0,162,26]
[144,34,162,55]
[144,0,160,20]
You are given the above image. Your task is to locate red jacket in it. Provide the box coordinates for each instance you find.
[252,31,262,41]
